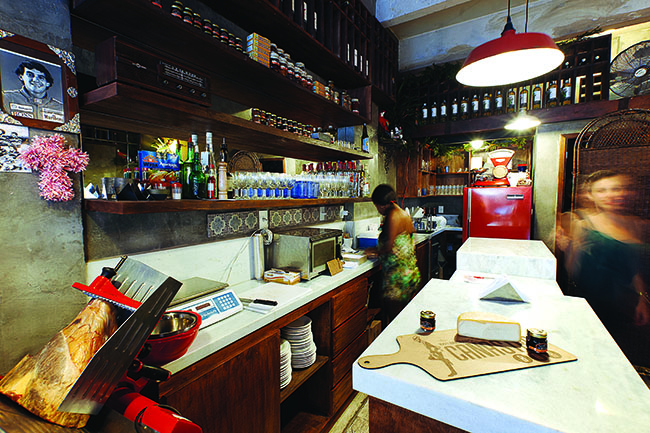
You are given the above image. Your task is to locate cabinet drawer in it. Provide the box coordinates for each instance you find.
[332,369,354,416]
[332,306,367,358]
[332,277,368,329]
[332,330,367,388]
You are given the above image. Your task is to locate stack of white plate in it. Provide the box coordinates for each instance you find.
[281,316,317,369]
[280,338,292,389]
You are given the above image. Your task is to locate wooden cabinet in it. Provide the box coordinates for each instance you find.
[396,149,469,198]
[159,271,374,433]
[415,239,430,289]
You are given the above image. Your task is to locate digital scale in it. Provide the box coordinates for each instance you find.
[170,277,243,330]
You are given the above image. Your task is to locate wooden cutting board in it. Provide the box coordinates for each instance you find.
[358,329,577,381]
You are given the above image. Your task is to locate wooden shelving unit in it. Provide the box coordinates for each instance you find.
[280,356,328,403]
[80,82,372,163]
[84,196,371,215]
[71,0,372,127]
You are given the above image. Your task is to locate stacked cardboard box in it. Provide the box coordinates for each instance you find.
[246,33,271,67]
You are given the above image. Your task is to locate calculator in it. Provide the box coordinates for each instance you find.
[173,288,243,330]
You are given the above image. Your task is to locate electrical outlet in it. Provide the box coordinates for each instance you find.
[438,205,444,213]
[259,210,269,230]
[320,206,327,221]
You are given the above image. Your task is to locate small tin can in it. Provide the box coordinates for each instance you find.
[420,310,436,332]
[526,328,548,354]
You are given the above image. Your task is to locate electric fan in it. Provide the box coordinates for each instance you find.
[610,40,650,98]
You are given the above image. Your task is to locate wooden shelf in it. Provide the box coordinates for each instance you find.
[280,355,328,403]
[80,82,372,162]
[438,171,469,175]
[205,0,369,91]
[84,197,371,215]
[71,0,371,127]
[413,94,650,140]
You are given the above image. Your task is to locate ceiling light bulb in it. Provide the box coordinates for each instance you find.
[470,140,484,150]
[505,110,541,130]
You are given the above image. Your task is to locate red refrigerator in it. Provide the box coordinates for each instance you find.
[462,186,533,241]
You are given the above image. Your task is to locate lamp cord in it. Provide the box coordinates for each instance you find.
[525,0,529,32]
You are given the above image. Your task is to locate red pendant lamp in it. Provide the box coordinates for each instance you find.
[456,0,564,87]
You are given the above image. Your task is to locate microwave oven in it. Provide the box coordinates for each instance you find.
[267,227,342,280]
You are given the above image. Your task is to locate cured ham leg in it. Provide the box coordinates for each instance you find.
[0,299,118,428]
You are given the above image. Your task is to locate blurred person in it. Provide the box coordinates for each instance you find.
[560,170,650,366]
[2,60,63,122]
[365,184,421,324]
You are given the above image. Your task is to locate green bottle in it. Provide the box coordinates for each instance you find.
[181,135,196,199]
[189,142,206,199]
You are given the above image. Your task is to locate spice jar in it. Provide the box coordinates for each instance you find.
[182,7,193,25]
[202,19,212,35]
[420,311,436,332]
[211,23,220,39]
[192,13,202,29]
[526,328,548,354]
[170,1,183,19]
[351,98,360,114]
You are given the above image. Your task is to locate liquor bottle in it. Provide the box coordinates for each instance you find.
[440,99,448,122]
[494,90,504,115]
[205,132,217,199]
[460,95,469,120]
[532,83,542,109]
[506,88,516,113]
[218,138,228,200]
[471,94,480,117]
[181,135,196,199]
[519,86,529,111]
[547,80,558,107]
[207,164,216,199]
[482,92,491,116]
[421,102,428,125]
[430,101,438,123]
[451,98,458,121]
[188,141,206,199]
[361,123,369,152]
[561,79,572,105]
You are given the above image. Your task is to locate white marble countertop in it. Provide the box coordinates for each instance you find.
[353,278,650,433]
[164,259,378,374]
[457,237,557,280]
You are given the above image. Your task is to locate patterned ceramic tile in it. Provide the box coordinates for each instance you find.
[291,209,302,225]
[302,207,319,224]
[269,210,283,228]
[207,211,258,238]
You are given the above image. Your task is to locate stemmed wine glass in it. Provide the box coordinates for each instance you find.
[267,172,279,199]
[285,175,296,199]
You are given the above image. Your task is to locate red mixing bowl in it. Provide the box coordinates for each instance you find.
[142,310,202,366]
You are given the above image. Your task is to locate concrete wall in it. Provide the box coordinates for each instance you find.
[0,0,88,374]
[532,119,590,252]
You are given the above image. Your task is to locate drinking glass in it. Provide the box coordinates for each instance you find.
[267,172,279,199]
[285,175,296,198]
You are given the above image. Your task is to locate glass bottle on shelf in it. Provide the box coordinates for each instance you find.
[495,90,504,115]
[519,86,529,111]
[451,98,458,121]
[205,132,217,199]
[218,138,228,200]
[188,141,206,199]
[361,123,369,152]
[440,99,448,122]
[471,94,480,117]
[532,83,542,109]
[181,135,196,199]
[547,80,558,107]
[506,88,516,113]
[460,95,469,120]
[430,101,438,123]
[482,92,491,116]
[421,102,428,125]
[561,78,572,105]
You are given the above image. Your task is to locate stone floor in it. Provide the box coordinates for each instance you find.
[327,393,370,433]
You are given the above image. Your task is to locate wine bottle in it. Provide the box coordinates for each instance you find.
[547,80,558,107]
[218,138,228,200]
[506,89,516,113]
[519,86,529,111]
[495,90,504,115]
[361,123,369,152]
[561,79,572,105]
[532,83,542,109]
[482,92,491,116]
[181,135,196,199]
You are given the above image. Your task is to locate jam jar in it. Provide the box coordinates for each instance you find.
[526,328,548,354]
[420,310,436,332]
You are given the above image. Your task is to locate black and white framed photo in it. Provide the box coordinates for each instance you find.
[0,29,79,133]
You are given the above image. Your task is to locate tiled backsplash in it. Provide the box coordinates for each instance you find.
[207,205,341,239]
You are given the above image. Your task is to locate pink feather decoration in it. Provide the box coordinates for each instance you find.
[19,134,89,202]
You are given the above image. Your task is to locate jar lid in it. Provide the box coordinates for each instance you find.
[527,328,547,338]
[420,310,436,319]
